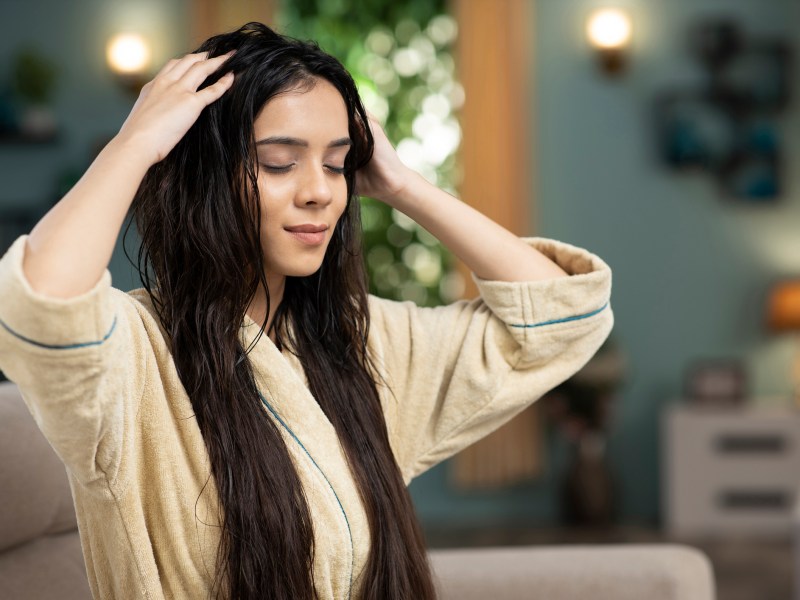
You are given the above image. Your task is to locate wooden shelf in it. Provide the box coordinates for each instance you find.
[0,130,60,145]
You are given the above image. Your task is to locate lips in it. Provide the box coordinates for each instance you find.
[284,224,328,245]
[285,224,328,233]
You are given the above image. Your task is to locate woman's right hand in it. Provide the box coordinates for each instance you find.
[114,51,236,167]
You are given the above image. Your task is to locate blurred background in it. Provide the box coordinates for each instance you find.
[1,0,799,598]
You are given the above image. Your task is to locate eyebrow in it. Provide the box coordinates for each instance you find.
[255,136,352,148]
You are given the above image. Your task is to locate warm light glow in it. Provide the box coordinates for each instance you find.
[106,33,150,75]
[767,281,800,331]
[586,8,632,50]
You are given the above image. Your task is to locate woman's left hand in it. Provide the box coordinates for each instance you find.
[355,113,415,206]
[353,114,568,283]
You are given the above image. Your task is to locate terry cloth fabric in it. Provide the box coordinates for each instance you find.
[0,234,612,599]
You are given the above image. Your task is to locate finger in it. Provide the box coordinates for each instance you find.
[154,57,181,79]
[157,51,209,79]
[182,51,236,89]
[167,50,232,82]
[195,71,236,105]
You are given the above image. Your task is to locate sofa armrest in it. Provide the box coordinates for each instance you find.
[428,544,715,600]
[0,381,78,551]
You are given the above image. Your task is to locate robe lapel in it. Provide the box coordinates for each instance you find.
[238,319,372,593]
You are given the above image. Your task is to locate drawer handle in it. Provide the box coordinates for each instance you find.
[715,434,787,454]
[718,490,791,510]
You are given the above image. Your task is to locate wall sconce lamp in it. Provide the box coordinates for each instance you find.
[767,280,800,407]
[586,8,633,76]
[106,33,151,94]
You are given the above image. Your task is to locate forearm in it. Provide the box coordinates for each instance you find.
[389,169,568,282]
[23,135,152,299]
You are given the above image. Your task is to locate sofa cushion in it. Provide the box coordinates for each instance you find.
[0,529,91,599]
[0,381,78,552]
[428,544,715,600]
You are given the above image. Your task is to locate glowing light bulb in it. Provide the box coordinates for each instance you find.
[106,33,150,75]
[586,8,632,50]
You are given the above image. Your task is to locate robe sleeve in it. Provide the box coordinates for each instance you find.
[0,235,148,493]
[367,237,614,483]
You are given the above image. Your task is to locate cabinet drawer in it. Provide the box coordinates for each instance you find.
[663,405,800,537]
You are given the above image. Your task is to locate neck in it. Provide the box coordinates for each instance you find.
[246,272,286,342]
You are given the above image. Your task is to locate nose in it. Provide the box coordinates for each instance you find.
[295,163,334,207]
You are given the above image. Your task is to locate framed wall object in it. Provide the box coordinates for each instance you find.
[683,359,747,406]
[653,18,792,202]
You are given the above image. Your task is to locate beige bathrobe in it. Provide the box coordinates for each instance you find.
[0,234,612,599]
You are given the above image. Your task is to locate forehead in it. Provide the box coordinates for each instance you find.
[253,78,349,139]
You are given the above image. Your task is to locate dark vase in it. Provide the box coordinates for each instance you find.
[561,432,616,526]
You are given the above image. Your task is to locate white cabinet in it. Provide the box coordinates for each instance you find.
[663,403,800,538]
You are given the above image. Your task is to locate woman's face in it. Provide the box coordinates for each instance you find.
[252,77,351,280]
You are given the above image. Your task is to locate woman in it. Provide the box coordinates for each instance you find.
[0,22,612,600]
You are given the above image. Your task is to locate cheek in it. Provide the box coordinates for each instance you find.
[334,180,349,212]
[256,187,289,223]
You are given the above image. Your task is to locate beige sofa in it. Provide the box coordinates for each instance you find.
[0,380,92,598]
[429,544,715,599]
[0,381,715,599]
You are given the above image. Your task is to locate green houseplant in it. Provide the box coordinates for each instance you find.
[11,46,59,139]
[278,0,461,306]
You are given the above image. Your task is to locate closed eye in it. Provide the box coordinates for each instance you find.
[259,164,345,175]
[261,163,294,173]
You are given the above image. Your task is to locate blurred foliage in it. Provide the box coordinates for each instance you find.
[278,0,465,306]
[11,46,59,105]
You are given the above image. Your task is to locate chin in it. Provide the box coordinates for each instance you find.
[262,243,329,278]
[280,259,326,278]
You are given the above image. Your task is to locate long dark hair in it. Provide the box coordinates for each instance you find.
[127,22,435,600]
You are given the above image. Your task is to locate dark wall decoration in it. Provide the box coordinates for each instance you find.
[654,19,792,201]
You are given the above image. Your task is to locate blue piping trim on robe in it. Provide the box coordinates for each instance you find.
[258,392,354,600]
[510,302,609,329]
[0,315,117,349]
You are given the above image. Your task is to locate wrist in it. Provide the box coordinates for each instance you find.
[106,132,159,171]
[385,167,428,210]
